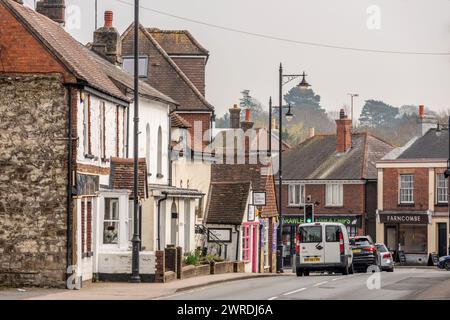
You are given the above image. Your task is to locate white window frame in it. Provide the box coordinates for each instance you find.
[288,184,305,206]
[436,173,448,204]
[399,174,414,204]
[326,183,343,207]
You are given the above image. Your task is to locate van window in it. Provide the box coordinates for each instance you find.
[299,226,322,243]
[326,225,341,242]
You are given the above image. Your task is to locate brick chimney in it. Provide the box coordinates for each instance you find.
[335,109,352,153]
[229,104,241,129]
[240,109,254,131]
[92,11,122,66]
[418,104,437,136]
[36,0,66,25]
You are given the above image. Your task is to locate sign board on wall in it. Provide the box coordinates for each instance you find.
[379,213,429,224]
[247,205,255,222]
[207,228,232,242]
[253,192,266,206]
[281,215,362,227]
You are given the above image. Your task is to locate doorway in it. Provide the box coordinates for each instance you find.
[438,223,447,257]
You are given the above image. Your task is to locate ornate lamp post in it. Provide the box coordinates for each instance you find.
[275,64,311,273]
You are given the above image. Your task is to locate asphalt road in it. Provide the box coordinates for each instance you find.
[159,268,450,300]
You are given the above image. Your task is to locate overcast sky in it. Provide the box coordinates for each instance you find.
[25,0,450,118]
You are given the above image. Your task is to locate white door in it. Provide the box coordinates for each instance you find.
[299,225,325,264]
[324,225,341,264]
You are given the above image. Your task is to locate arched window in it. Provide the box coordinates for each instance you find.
[157,125,162,177]
[170,201,178,245]
[145,124,150,174]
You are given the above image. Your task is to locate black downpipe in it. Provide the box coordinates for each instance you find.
[168,112,172,186]
[157,192,168,251]
[235,225,240,261]
[66,85,74,282]
[126,105,130,158]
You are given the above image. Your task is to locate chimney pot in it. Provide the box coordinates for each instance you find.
[419,105,424,119]
[104,11,113,28]
[245,109,251,122]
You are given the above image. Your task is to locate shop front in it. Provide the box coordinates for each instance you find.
[281,214,363,267]
[377,211,431,265]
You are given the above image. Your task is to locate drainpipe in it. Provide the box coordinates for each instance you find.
[168,110,172,186]
[126,104,130,158]
[157,192,168,250]
[235,225,240,261]
[66,84,74,283]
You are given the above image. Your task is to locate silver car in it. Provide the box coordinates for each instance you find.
[375,243,394,272]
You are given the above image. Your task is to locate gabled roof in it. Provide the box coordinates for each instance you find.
[121,23,214,112]
[147,28,209,56]
[109,158,148,199]
[1,0,128,103]
[282,132,394,180]
[85,47,178,106]
[395,128,449,160]
[205,181,251,225]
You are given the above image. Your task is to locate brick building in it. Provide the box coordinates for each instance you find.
[121,25,215,151]
[376,106,449,265]
[277,109,394,266]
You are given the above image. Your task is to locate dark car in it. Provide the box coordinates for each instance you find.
[437,255,450,270]
[349,236,379,272]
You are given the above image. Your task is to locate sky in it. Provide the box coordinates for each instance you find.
[24,0,450,119]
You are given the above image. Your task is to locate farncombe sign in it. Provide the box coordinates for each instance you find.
[379,213,429,224]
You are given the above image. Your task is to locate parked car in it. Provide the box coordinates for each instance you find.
[349,236,380,272]
[437,255,450,270]
[375,243,394,272]
[294,222,353,276]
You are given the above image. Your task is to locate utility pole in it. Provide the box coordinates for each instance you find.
[130,0,141,283]
[347,93,359,128]
[95,0,98,30]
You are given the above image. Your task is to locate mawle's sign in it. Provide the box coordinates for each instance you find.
[379,213,429,224]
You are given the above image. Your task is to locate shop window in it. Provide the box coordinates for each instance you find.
[436,173,448,204]
[326,184,343,206]
[399,174,414,204]
[103,198,120,244]
[242,225,250,261]
[399,225,427,253]
[346,225,358,238]
[288,184,305,206]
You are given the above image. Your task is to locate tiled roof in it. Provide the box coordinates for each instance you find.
[109,157,148,199]
[2,0,128,102]
[170,112,192,128]
[147,28,209,56]
[85,48,178,106]
[205,181,251,225]
[282,132,394,180]
[396,128,448,160]
[121,23,214,112]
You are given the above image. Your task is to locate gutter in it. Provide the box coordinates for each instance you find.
[157,192,168,251]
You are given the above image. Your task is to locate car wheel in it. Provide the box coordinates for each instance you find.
[388,267,394,272]
[342,264,349,275]
[296,268,303,277]
[445,261,450,271]
[303,271,310,276]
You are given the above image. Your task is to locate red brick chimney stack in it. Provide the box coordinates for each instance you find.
[36,0,66,26]
[229,104,241,129]
[240,109,254,132]
[335,108,352,153]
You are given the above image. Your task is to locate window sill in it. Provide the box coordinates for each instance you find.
[435,203,448,207]
[398,203,415,207]
[324,205,343,208]
[287,204,305,208]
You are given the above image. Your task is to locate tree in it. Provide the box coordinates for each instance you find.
[215,113,229,128]
[239,90,263,114]
[283,87,324,113]
[358,100,399,128]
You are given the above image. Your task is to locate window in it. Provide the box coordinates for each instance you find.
[325,225,340,242]
[122,56,148,78]
[399,174,414,204]
[103,198,119,244]
[83,94,92,156]
[326,184,343,206]
[299,226,322,243]
[346,225,358,238]
[157,126,163,177]
[242,225,250,261]
[127,200,134,241]
[288,184,305,206]
[399,225,427,253]
[146,123,151,174]
[436,173,448,204]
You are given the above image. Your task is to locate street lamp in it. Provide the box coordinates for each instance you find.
[276,63,311,273]
[347,93,359,127]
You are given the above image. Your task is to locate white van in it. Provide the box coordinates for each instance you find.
[293,222,353,276]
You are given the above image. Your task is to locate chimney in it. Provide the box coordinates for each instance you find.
[418,105,437,136]
[229,104,241,129]
[308,127,315,138]
[92,11,122,66]
[335,109,352,153]
[36,0,66,25]
[240,109,254,131]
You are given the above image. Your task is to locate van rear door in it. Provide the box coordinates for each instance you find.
[324,225,341,264]
[299,224,324,264]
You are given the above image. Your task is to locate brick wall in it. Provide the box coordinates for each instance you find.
[0,74,69,287]
[383,168,429,211]
[176,112,211,147]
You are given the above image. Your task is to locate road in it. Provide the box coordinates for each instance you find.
[158,268,450,300]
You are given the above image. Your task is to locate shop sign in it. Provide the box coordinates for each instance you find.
[379,213,429,224]
[282,215,361,226]
[208,228,232,242]
[253,192,266,206]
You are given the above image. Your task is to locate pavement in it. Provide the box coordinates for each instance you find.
[0,272,280,300]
